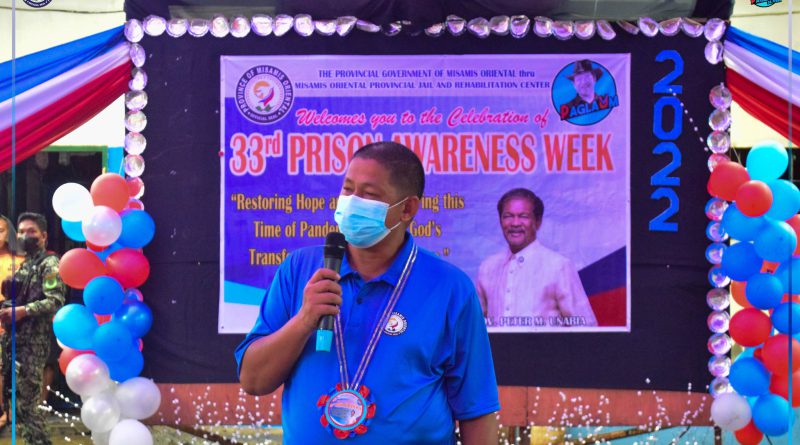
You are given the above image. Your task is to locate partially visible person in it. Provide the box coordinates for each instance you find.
[0,212,66,444]
[0,215,22,431]
[0,215,21,285]
[477,188,597,329]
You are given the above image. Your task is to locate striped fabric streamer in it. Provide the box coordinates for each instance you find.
[725,26,800,145]
[0,26,125,102]
[0,27,130,172]
[725,42,800,108]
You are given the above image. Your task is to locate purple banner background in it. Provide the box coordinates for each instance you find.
[219,54,630,334]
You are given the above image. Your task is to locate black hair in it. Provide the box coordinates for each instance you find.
[352,141,425,199]
[17,212,47,233]
[0,215,18,252]
[496,188,544,221]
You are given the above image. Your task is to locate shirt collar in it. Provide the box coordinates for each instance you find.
[505,239,539,264]
[339,232,414,286]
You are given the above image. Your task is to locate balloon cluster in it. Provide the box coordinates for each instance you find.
[707,142,799,442]
[51,173,157,445]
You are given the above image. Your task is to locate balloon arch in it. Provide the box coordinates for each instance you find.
[51,173,159,443]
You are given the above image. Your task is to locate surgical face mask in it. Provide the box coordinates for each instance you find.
[334,194,408,248]
[19,236,40,254]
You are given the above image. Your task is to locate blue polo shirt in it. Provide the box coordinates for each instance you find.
[235,234,500,444]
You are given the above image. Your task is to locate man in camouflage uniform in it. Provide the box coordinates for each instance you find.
[0,212,65,445]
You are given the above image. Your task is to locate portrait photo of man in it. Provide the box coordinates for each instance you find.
[562,59,603,111]
[477,188,598,330]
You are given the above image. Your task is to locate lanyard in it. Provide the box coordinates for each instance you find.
[333,243,418,390]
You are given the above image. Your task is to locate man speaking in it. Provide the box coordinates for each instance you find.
[236,142,499,443]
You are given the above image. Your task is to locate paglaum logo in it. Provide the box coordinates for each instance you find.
[551,59,619,126]
[23,0,52,7]
[752,0,780,6]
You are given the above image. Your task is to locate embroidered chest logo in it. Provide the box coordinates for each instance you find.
[383,312,407,336]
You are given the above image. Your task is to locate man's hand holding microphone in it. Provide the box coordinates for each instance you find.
[300,232,347,352]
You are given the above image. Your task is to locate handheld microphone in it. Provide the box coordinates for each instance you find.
[316,232,347,352]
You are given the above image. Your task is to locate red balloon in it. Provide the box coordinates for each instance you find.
[761,261,780,274]
[58,347,94,375]
[770,370,800,406]
[729,308,772,347]
[86,241,108,251]
[735,180,773,217]
[786,215,800,255]
[782,294,800,304]
[730,281,751,308]
[708,162,750,201]
[94,314,111,325]
[58,248,107,289]
[105,248,150,288]
[734,420,763,445]
[126,198,145,211]
[762,334,800,376]
[753,347,763,362]
[91,173,129,212]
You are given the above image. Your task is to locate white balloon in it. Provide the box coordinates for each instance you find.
[66,355,112,398]
[115,377,161,420]
[92,429,110,445]
[81,391,121,433]
[109,419,153,445]
[53,183,94,222]
[82,380,117,403]
[711,393,752,431]
[81,205,122,246]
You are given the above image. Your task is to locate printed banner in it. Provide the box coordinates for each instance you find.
[219,54,630,334]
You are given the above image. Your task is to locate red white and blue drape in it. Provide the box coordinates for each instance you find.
[0,26,130,172]
[725,27,800,145]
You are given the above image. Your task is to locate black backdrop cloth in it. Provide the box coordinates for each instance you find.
[136,28,722,390]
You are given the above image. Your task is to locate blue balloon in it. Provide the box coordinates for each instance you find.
[105,348,144,382]
[118,210,155,249]
[721,242,762,281]
[745,273,784,310]
[53,304,98,350]
[747,140,788,181]
[752,394,793,436]
[83,276,125,315]
[766,179,800,221]
[754,220,797,262]
[771,302,800,335]
[92,321,133,363]
[729,357,771,396]
[91,242,123,262]
[61,219,86,242]
[721,204,765,242]
[775,259,800,295]
[112,300,153,338]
